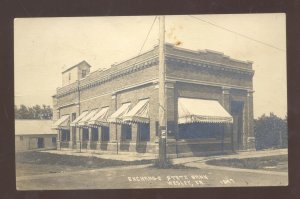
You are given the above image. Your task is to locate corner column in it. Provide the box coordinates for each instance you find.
[165,80,177,156]
[166,81,176,138]
[246,90,255,150]
[149,81,159,143]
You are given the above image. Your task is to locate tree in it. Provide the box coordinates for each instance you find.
[14,105,21,119]
[32,105,42,119]
[17,104,30,119]
[15,104,53,119]
[254,113,287,150]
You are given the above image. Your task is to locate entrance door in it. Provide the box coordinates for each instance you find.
[37,137,44,148]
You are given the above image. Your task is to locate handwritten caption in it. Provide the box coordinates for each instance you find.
[127,175,235,187]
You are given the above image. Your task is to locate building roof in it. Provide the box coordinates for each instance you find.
[61,60,91,74]
[15,120,56,135]
[55,44,254,98]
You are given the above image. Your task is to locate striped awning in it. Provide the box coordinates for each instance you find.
[122,99,149,124]
[88,107,109,127]
[70,111,89,127]
[108,102,131,124]
[178,98,233,124]
[77,109,99,127]
[52,115,70,130]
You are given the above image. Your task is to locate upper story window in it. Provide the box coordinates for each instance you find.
[82,70,87,78]
[71,113,76,121]
[68,73,71,81]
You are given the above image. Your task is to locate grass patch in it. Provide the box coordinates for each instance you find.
[16,151,153,169]
[16,151,155,177]
[206,155,288,172]
[151,158,197,169]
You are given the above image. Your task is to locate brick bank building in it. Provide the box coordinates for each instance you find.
[52,44,255,157]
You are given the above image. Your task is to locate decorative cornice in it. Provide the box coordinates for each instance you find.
[166,54,254,76]
[55,44,255,98]
[57,78,158,108]
[222,87,231,95]
[56,56,159,98]
[167,76,252,91]
[57,102,76,109]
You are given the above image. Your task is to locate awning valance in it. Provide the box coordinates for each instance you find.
[178,98,233,124]
[70,111,89,127]
[77,109,99,127]
[108,102,131,124]
[52,115,70,129]
[88,107,109,127]
[122,99,149,123]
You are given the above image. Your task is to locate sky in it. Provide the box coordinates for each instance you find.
[14,14,286,119]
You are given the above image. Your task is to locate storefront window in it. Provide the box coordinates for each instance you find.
[122,124,132,140]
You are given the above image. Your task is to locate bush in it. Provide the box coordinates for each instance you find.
[254,113,287,150]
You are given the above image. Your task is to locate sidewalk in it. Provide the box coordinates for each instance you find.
[41,149,157,162]
[171,148,288,165]
[41,148,287,164]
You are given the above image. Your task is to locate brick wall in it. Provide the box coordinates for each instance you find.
[166,61,253,89]
[53,45,254,155]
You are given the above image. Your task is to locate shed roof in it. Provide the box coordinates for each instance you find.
[61,60,91,74]
[15,120,56,135]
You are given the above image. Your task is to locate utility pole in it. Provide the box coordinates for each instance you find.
[158,15,167,167]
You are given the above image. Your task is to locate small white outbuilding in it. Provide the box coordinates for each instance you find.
[15,120,57,152]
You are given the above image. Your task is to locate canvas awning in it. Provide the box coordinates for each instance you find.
[108,102,131,123]
[122,99,149,123]
[70,111,89,127]
[178,98,233,124]
[52,115,70,129]
[77,109,99,127]
[88,107,109,127]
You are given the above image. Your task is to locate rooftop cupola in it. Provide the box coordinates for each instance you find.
[61,60,91,86]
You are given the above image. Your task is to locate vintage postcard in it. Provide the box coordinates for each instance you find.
[14,14,287,190]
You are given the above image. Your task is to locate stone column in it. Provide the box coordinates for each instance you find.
[69,127,73,149]
[222,87,232,151]
[114,124,122,153]
[117,124,122,141]
[87,128,92,150]
[246,90,255,150]
[96,126,102,150]
[108,93,118,152]
[131,123,138,142]
[166,81,176,139]
[76,127,82,151]
[56,129,61,150]
[165,81,177,156]
[109,123,117,142]
[222,87,231,111]
[130,123,138,152]
[242,91,250,150]
[149,81,159,143]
